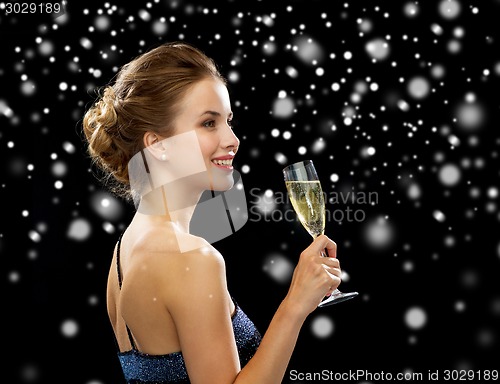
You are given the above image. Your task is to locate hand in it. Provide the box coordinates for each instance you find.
[285,235,342,317]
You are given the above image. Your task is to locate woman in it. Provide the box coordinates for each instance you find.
[82,41,342,384]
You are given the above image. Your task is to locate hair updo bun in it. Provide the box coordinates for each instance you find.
[83,86,125,176]
[81,41,225,201]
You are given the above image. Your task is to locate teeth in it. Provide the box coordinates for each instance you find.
[212,159,233,166]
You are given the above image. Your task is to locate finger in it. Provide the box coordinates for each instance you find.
[322,262,342,277]
[321,257,340,268]
[325,274,342,295]
[328,267,342,279]
[313,234,337,258]
[323,236,337,258]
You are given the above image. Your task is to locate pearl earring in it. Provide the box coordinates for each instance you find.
[160,153,168,161]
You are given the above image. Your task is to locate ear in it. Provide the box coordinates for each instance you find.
[143,131,167,160]
[143,131,160,148]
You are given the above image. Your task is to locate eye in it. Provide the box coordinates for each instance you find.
[227,119,234,128]
[202,120,216,128]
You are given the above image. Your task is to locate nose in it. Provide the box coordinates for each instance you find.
[221,123,240,152]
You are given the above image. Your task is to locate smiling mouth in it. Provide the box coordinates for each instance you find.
[211,158,233,167]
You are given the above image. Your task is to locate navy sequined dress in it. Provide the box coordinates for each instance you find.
[114,235,262,383]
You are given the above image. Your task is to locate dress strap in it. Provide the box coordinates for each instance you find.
[116,232,137,350]
[116,232,124,289]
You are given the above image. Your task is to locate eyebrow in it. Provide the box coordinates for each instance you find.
[200,110,233,118]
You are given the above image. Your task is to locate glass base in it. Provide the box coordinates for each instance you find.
[318,290,358,307]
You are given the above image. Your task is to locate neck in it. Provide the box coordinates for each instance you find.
[136,183,202,233]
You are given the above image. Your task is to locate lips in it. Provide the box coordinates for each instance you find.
[211,155,234,169]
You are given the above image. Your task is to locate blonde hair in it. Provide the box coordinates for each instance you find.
[82,42,226,200]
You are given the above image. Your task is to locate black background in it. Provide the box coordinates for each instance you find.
[1,1,499,383]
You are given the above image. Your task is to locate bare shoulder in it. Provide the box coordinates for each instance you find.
[130,225,227,288]
[134,225,222,262]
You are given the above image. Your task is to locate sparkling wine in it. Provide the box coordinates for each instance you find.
[283,160,358,306]
[285,180,325,237]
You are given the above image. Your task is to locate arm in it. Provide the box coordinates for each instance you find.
[234,234,341,384]
[165,235,341,384]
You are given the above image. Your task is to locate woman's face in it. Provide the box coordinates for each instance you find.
[172,78,240,191]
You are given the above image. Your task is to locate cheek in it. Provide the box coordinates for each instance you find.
[197,134,218,161]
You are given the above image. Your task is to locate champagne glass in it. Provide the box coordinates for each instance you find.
[283,160,358,307]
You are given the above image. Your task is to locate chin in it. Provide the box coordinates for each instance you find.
[210,169,235,191]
